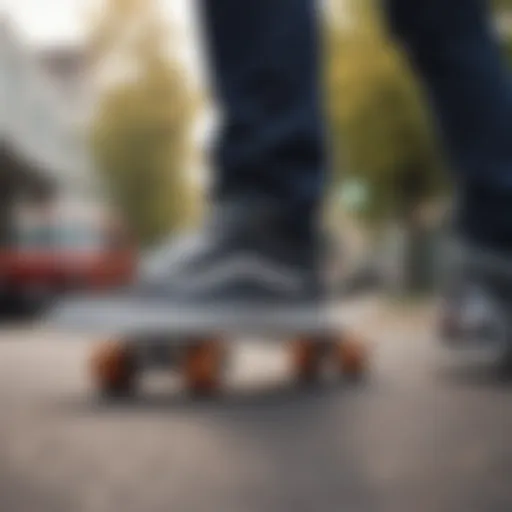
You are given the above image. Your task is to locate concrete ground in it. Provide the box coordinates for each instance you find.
[1,302,512,512]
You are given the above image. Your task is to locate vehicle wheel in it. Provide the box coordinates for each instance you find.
[90,340,138,398]
[290,338,324,385]
[335,333,368,381]
[183,341,224,396]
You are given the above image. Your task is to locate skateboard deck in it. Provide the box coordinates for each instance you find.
[48,295,377,399]
[49,294,377,337]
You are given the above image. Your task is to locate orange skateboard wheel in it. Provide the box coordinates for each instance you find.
[183,341,224,396]
[90,340,137,397]
[290,338,323,384]
[336,334,368,380]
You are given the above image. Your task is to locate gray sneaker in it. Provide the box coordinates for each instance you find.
[50,198,327,335]
[439,240,512,371]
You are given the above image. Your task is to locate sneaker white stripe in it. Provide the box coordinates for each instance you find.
[169,253,308,294]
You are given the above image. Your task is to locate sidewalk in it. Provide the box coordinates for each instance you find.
[337,294,437,339]
[373,296,437,332]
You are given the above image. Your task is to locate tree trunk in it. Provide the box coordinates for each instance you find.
[402,213,430,293]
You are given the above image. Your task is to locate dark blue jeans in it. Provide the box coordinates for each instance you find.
[201,0,512,249]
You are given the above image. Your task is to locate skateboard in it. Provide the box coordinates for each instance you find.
[438,292,512,371]
[89,332,367,398]
[52,297,373,398]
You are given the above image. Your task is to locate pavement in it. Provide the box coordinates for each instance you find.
[1,301,512,512]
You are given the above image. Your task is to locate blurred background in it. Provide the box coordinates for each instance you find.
[3,2,512,512]
[2,0,512,317]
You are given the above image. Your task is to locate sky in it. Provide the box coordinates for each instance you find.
[4,0,338,82]
[4,0,194,44]
[3,0,204,79]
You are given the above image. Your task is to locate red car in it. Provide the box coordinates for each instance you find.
[0,202,137,315]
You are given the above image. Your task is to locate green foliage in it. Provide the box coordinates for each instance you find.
[327,0,444,224]
[89,0,198,245]
[493,0,512,11]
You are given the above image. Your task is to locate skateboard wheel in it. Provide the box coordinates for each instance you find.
[183,341,224,396]
[497,348,512,380]
[90,340,137,398]
[290,339,323,384]
[336,334,368,380]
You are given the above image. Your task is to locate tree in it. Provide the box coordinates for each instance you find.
[494,0,512,11]
[327,0,444,225]
[326,0,446,291]
[496,0,512,60]
[89,0,199,245]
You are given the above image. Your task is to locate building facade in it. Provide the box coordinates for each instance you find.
[1,17,97,241]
